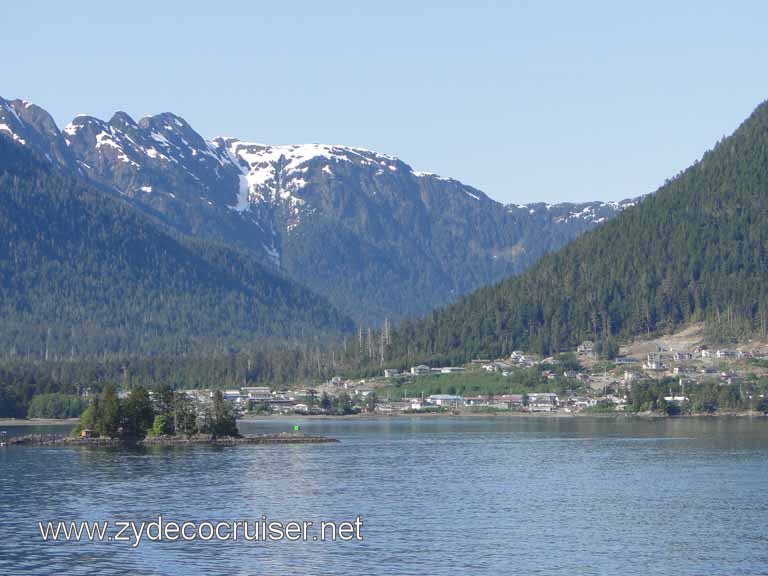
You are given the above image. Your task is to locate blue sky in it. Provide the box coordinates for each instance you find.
[2,1,767,204]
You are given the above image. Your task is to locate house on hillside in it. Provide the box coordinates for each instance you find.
[643,352,665,371]
[716,349,737,358]
[577,341,595,357]
[376,401,410,413]
[484,361,513,373]
[527,393,559,412]
[223,390,245,404]
[673,365,696,375]
[493,394,524,409]
[623,370,642,383]
[243,386,271,400]
[426,394,464,408]
[643,360,664,371]
[440,367,465,374]
[410,365,431,376]
[567,396,596,410]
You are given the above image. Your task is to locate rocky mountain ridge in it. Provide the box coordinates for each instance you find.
[0,96,634,322]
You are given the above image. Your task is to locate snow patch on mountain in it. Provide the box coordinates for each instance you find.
[62,123,79,136]
[231,174,251,212]
[0,123,25,145]
[506,199,638,225]
[413,170,454,182]
[263,243,280,266]
[551,200,636,224]
[213,140,404,215]
[94,130,140,167]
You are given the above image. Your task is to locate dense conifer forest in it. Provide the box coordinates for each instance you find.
[0,136,352,361]
[388,100,768,364]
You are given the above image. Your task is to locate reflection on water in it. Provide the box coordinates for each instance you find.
[1,417,767,575]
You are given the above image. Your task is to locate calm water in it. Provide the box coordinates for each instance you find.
[1,416,767,575]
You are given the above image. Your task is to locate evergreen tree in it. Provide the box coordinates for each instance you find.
[95,385,121,438]
[208,390,239,438]
[122,387,154,438]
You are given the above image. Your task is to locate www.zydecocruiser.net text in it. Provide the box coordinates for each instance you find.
[38,515,364,547]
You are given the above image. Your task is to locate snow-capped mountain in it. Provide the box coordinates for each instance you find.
[0,95,636,323]
[507,200,637,224]
[0,98,75,166]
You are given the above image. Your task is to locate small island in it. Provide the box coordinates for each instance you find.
[3,385,336,448]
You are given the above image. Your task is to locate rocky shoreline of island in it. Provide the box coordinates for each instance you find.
[1,432,338,447]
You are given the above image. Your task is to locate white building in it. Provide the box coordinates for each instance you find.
[223,390,245,403]
[440,367,466,374]
[242,386,271,400]
[426,394,464,408]
[527,393,559,412]
[716,349,737,358]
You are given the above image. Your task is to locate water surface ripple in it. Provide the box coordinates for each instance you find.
[1,417,767,575]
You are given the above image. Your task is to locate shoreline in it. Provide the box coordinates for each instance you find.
[2,411,765,429]
[2,432,338,447]
[238,410,768,421]
[0,418,79,427]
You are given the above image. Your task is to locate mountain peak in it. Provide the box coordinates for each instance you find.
[109,111,138,129]
[138,111,191,133]
[0,97,75,165]
[1,97,60,139]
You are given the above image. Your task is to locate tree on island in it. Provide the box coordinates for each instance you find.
[172,392,199,436]
[94,385,121,438]
[154,385,175,423]
[209,390,240,437]
[75,385,241,440]
[122,388,154,438]
[150,414,173,437]
[665,402,682,416]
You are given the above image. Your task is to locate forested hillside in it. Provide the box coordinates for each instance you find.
[0,136,352,357]
[389,100,768,363]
